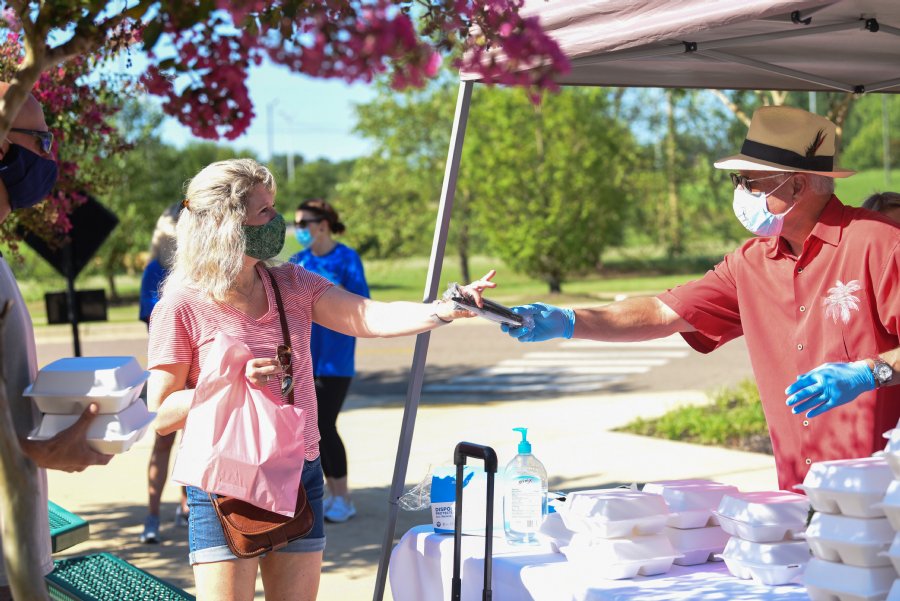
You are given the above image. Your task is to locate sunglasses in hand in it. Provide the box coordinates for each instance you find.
[277,344,294,400]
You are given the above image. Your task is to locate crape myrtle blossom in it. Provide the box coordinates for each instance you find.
[139,0,570,139]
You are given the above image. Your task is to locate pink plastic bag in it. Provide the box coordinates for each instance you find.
[171,332,305,517]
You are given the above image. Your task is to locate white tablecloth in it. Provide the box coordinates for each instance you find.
[390,525,809,601]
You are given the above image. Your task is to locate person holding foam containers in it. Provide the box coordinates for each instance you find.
[146,158,498,601]
[0,82,113,601]
[503,106,900,492]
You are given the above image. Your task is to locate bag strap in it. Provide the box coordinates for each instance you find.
[265,268,296,406]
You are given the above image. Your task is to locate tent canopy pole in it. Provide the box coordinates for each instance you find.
[372,79,474,601]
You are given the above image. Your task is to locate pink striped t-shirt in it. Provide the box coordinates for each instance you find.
[147,262,333,460]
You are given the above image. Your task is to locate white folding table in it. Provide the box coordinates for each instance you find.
[390,524,810,601]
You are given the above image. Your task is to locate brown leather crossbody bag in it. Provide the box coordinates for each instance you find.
[210,269,314,558]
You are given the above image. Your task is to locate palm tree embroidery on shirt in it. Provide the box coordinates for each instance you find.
[823,280,861,324]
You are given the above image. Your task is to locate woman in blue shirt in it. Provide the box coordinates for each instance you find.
[290,199,370,523]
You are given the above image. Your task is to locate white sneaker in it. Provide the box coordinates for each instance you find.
[324,496,356,523]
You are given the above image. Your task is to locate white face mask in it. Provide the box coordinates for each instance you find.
[732,174,796,237]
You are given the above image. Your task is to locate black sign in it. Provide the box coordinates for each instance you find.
[21,195,118,278]
[44,289,108,324]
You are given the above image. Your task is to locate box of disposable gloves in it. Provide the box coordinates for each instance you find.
[430,465,503,536]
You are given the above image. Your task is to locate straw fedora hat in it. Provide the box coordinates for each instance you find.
[714,105,855,178]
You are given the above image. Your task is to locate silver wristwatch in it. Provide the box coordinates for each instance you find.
[872,358,894,388]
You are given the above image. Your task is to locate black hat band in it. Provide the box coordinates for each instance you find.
[741,139,834,172]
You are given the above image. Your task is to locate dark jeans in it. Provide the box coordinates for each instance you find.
[314,376,352,479]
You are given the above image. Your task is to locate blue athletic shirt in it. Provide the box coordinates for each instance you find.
[139,258,168,324]
[289,243,370,377]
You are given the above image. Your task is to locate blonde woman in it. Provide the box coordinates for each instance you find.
[147,158,495,601]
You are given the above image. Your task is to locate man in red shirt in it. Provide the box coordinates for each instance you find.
[503,106,900,490]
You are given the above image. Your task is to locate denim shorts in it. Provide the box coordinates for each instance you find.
[187,456,326,565]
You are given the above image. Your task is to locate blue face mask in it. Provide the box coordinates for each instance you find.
[0,143,58,210]
[294,227,313,248]
[732,174,795,237]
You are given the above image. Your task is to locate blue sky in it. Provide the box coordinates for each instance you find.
[163,62,377,162]
[107,52,378,162]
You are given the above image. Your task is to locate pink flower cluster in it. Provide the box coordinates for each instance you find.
[0,35,130,244]
[140,0,567,139]
[141,12,259,140]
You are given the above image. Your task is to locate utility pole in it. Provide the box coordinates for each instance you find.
[266,99,278,160]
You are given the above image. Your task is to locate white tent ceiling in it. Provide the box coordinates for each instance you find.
[463,0,900,93]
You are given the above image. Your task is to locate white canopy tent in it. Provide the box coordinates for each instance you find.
[373,1,900,598]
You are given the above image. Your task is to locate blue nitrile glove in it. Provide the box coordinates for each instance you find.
[500,303,575,342]
[785,361,876,418]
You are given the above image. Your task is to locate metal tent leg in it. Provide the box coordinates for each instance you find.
[372,80,474,601]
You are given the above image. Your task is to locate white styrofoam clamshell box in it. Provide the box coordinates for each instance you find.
[888,579,900,601]
[642,479,739,529]
[878,533,900,575]
[804,557,897,601]
[883,429,900,454]
[876,480,900,532]
[719,537,810,586]
[713,491,809,543]
[558,533,678,580]
[883,451,900,482]
[28,399,155,454]
[24,356,150,414]
[719,536,811,585]
[806,513,894,567]
[798,456,893,518]
[559,489,669,538]
[664,525,730,566]
[721,536,811,566]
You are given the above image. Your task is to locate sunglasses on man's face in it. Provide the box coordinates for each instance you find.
[10,128,53,155]
[294,218,324,229]
[277,344,294,399]
[729,172,786,191]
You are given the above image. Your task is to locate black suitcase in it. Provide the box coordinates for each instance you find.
[451,442,498,601]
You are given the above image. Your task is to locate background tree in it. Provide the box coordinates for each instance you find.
[842,94,900,175]
[467,86,638,292]
[339,80,459,263]
[269,155,356,208]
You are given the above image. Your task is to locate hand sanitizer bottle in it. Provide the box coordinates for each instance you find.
[503,427,548,545]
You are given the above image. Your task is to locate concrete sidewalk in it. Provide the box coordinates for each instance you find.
[47,386,777,600]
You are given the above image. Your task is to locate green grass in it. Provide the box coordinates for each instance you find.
[616,379,772,454]
[835,168,898,206]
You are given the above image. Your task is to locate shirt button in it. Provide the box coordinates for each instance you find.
[803,420,809,427]
[797,267,803,273]
[797,343,804,350]
[805,458,812,465]
[799,306,806,312]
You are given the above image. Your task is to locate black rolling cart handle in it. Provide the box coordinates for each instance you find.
[451,442,498,601]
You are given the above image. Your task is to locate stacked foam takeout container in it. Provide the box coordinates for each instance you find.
[797,456,896,601]
[539,489,678,579]
[642,479,737,566]
[26,357,154,454]
[876,428,900,600]
[714,490,812,585]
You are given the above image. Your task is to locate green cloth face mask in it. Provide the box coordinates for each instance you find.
[243,213,286,260]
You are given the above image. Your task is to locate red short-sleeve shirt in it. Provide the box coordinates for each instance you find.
[658,197,900,490]
[148,262,333,461]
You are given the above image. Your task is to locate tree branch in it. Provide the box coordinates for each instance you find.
[710,89,751,127]
[43,1,154,66]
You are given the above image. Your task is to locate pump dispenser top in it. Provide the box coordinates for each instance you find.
[514,427,532,454]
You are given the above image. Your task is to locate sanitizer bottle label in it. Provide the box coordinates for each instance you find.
[508,476,542,532]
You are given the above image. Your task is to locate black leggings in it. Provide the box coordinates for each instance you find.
[315,376,352,479]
